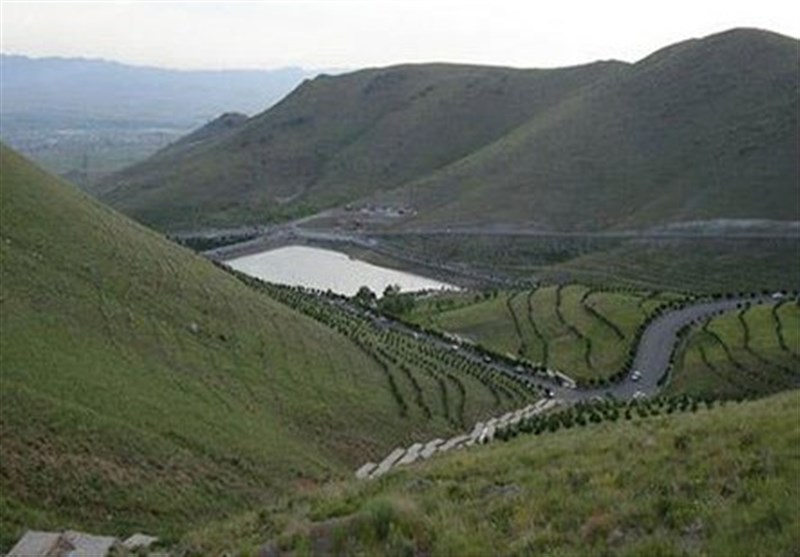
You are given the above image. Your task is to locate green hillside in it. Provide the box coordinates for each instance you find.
[406,286,684,383]
[392,28,799,231]
[184,390,800,556]
[358,232,799,295]
[0,146,529,549]
[669,300,800,399]
[100,61,624,230]
[100,28,798,232]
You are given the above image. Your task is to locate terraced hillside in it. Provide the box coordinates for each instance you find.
[232,276,538,431]
[0,146,532,550]
[407,286,685,383]
[669,300,800,399]
[184,390,800,556]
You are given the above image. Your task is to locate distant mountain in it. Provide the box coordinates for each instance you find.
[101,28,799,232]
[0,55,314,184]
[396,28,800,231]
[101,61,626,228]
[0,54,312,127]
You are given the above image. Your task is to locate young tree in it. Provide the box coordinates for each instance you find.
[354,285,377,307]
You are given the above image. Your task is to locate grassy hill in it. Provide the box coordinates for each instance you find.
[100,61,625,230]
[183,389,800,556]
[396,28,799,231]
[669,300,800,399]
[0,146,531,550]
[100,28,798,232]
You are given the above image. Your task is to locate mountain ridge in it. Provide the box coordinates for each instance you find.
[99,27,799,231]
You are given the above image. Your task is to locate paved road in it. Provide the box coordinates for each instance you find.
[321,289,772,403]
[207,227,776,402]
[553,296,773,402]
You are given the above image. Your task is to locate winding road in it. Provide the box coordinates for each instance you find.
[354,295,778,478]
[353,295,773,403]
[206,223,778,401]
[557,296,772,402]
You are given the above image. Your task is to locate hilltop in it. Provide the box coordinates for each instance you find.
[100,28,799,232]
[0,146,528,549]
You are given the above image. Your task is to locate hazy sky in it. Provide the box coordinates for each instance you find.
[2,0,799,70]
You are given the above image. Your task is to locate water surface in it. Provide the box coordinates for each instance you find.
[226,245,455,296]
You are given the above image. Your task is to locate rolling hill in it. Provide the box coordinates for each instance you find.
[100,28,799,232]
[185,389,800,556]
[100,61,626,229]
[0,145,527,549]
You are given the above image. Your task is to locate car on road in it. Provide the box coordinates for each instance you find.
[630,370,642,382]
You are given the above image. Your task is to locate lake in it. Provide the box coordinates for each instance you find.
[225,245,456,296]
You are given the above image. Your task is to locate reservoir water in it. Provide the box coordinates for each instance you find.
[226,245,455,296]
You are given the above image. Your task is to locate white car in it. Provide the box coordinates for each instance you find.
[631,370,642,382]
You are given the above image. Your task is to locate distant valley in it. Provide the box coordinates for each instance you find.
[0,55,313,185]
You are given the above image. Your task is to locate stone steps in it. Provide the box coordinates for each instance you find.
[357,398,562,480]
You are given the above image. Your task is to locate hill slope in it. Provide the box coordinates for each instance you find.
[100,61,625,229]
[101,28,798,232]
[397,28,800,231]
[0,146,507,549]
[186,389,800,556]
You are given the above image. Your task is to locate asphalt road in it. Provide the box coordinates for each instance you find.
[553,296,773,402]
[351,295,773,403]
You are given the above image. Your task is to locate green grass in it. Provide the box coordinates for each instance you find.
[100,30,798,235]
[668,301,800,399]
[0,146,533,550]
[183,389,800,556]
[547,238,800,294]
[407,286,682,382]
[394,29,798,232]
[102,62,622,231]
[370,232,800,295]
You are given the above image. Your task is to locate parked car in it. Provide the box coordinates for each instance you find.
[631,370,642,382]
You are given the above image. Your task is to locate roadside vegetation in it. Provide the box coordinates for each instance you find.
[669,300,800,400]
[183,390,800,556]
[406,285,685,384]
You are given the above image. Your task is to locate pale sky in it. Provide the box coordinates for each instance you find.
[2,0,799,70]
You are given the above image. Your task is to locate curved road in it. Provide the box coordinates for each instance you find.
[552,296,772,402]
[363,295,772,403]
